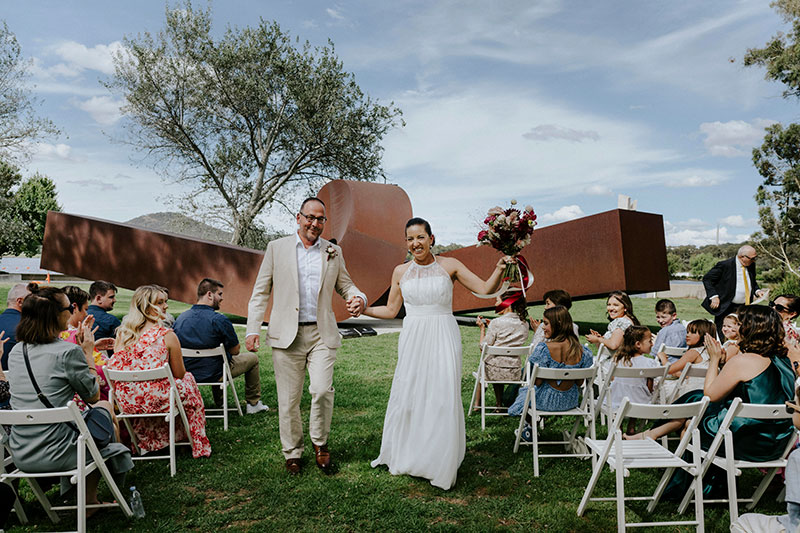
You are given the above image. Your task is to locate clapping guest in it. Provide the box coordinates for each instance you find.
[474,290,530,409]
[6,284,132,505]
[108,285,211,458]
[585,291,639,381]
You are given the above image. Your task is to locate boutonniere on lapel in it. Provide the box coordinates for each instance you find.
[325,244,338,262]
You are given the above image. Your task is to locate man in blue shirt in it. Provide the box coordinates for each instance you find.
[86,280,121,341]
[174,278,268,414]
[0,283,30,371]
[650,299,687,363]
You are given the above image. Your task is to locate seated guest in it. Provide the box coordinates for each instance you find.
[529,289,579,349]
[7,284,132,504]
[87,280,121,342]
[629,305,795,498]
[771,294,800,346]
[0,332,7,411]
[0,283,30,370]
[508,306,593,439]
[656,319,715,400]
[107,285,211,458]
[174,278,268,414]
[650,298,687,363]
[721,313,742,362]
[586,290,639,384]
[154,284,176,328]
[62,286,112,405]
[474,290,530,409]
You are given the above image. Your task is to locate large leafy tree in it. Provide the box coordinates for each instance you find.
[0,160,61,256]
[745,0,800,277]
[0,21,59,162]
[106,3,402,247]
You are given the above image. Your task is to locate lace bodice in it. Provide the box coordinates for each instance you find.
[400,259,453,315]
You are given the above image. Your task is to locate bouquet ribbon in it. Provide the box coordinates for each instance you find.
[472,255,534,299]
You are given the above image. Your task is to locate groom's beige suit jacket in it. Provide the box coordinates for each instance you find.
[246,234,364,350]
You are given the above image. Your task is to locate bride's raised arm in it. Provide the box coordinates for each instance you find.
[363,263,409,319]
[440,255,512,295]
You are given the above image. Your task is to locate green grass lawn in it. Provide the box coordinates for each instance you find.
[2,288,785,532]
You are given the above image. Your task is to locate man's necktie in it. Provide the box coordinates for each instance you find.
[743,266,751,305]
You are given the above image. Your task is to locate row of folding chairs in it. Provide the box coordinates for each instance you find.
[1,343,244,531]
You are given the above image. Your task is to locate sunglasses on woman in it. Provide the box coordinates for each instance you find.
[770,301,791,314]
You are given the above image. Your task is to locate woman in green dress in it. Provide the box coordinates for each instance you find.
[627,305,795,496]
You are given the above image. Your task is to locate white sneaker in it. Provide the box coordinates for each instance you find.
[246,401,269,414]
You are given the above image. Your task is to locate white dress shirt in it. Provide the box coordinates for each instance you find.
[732,257,749,305]
[296,232,321,322]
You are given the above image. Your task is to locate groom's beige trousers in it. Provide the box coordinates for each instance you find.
[271,324,337,460]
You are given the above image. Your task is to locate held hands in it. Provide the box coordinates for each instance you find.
[529,317,540,331]
[76,315,96,355]
[246,335,260,353]
[496,255,516,270]
[476,316,487,329]
[709,296,720,310]
[0,330,6,348]
[585,329,603,345]
[346,296,365,317]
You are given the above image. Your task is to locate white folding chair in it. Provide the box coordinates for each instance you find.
[578,396,710,532]
[676,398,798,524]
[512,363,597,477]
[662,363,707,404]
[469,344,533,430]
[1,439,60,526]
[0,402,133,533]
[593,344,614,388]
[658,343,687,364]
[594,362,670,429]
[181,344,242,430]
[105,364,192,477]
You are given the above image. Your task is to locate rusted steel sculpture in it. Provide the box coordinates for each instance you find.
[40,180,668,321]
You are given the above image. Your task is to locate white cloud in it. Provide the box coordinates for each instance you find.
[66,178,121,191]
[76,96,123,125]
[49,40,124,75]
[522,124,600,143]
[719,215,755,227]
[326,8,345,20]
[584,184,612,196]
[539,205,585,225]
[698,118,776,157]
[30,142,79,162]
[664,218,754,246]
[665,174,721,187]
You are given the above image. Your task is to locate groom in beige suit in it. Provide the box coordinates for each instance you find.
[245,197,365,475]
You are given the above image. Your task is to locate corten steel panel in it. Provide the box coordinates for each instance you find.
[39,180,413,322]
[317,180,412,319]
[40,212,265,318]
[441,209,669,312]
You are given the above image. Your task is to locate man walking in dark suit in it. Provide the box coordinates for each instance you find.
[702,245,765,337]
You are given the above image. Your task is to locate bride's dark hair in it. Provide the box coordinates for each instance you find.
[405,217,434,246]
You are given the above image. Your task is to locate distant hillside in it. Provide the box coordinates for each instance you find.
[126,212,233,243]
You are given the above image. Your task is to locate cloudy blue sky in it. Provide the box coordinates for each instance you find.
[2,0,795,246]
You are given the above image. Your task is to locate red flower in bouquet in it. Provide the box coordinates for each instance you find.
[477,200,536,283]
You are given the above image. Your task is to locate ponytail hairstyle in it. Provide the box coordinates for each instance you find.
[614,325,651,366]
[607,291,640,325]
[16,283,66,344]
[115,285,166,352]
[543,305,582,363]
[686,319,716,349]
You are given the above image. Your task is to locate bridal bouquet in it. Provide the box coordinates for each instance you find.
[477,200,536,284]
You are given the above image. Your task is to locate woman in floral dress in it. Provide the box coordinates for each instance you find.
[107,285,211,458]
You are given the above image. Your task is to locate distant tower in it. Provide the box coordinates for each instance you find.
[617,194,637,211]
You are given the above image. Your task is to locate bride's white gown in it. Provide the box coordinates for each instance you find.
[371,258,465,490]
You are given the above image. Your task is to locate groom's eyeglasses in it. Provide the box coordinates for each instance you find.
[299,212,327,224]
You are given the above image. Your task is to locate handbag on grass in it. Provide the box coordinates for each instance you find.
[22,343,115,448]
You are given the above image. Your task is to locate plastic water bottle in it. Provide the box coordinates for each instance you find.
[128,486,145,519]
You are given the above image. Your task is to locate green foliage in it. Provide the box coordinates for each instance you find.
[744,0,800,99]
[774,272,800,296]
[666,252,682,276]
[0,161,61,256]
[689,252,719,279]
[0,21,59,161]
[106,2,402,247]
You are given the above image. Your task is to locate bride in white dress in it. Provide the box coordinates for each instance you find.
[364,217,511,489]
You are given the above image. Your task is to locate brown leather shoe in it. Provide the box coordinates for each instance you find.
[285,458,302,475]
[313,444,332,472]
